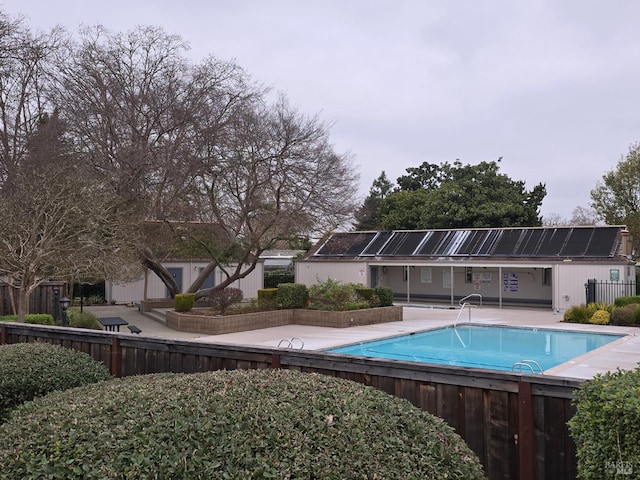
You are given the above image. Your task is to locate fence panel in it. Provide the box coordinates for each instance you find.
[0,322,583,480]
[585,279,637,304]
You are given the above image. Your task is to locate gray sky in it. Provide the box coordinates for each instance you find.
[4,0,640,220]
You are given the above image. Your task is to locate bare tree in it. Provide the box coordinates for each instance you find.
[53,25,359,297]
[0,112,141,320]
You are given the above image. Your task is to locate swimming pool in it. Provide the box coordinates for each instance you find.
[327,325,623,373]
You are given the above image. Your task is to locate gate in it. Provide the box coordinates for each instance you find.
[585,279,637,304]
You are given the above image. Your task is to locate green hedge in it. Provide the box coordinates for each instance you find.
[276,283,309,309]
[614,295,640,307]
[174,293,195,312]
[569,367,640,479]
[257,288,278,308]
[0,314,54,325]
[0,369,485,479]
[0,343,111,422]
[610,304,640,326]
[67,308,102,329]
[375,286,394,306]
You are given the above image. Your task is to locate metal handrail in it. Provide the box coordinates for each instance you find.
[512,360,544,374]
[459,294,482,307]
[277,337,305,349]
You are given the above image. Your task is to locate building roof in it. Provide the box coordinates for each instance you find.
[306,226,632,263]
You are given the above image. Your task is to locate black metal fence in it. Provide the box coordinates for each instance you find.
[585,279,638,304]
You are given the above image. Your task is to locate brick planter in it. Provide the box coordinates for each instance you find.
[166,306,403,335]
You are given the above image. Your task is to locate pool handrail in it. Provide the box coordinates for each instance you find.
[511,359,544,374]
[459,294,482,307]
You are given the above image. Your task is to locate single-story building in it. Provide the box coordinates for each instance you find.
[106,250,301,304]
[295,226,636,311]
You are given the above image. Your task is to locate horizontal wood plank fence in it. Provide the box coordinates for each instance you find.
[0,322,583,480]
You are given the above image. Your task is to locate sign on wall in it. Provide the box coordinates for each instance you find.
[472,272,491,290]
[421,268,432,283]
[610,269,620,281]
[503,272,519,292]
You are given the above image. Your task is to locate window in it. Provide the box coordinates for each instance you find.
[542,268,552,286]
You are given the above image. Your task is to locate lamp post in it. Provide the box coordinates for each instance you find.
[60,296,71,327]
[52,288,59,324]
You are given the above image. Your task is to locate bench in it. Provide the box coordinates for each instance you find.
[127,325,142,334]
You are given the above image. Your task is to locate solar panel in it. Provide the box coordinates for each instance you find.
[515,229,544,256]
[457,230,489,255]
[361,231,394,255]
[315,232,376,256]
[560,228,594,256]
[314,227,623,259]
[477,230,501,255]
[432,231,459,255]
[379,231,426,256]
[492,229,525,256]
[416,231,449,255]
[537,228,571,256]
[585,228,620,256]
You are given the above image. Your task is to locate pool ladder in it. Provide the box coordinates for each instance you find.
[453,294,482,327]
[512,360,544,374]
[278,337,304,349]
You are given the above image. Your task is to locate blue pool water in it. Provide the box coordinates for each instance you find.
[327,326,623,373]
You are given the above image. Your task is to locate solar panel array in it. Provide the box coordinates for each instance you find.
[313,227,622,258]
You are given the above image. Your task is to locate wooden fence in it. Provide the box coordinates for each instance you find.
[0,281,67,317]
[0,322,583,480]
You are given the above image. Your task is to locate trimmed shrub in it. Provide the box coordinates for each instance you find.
[276,283,309,309]
[610,304,640,326]
[563,304,592,324]
[209,287,243,314]
[257,288,278,309]
[67,308,102,329]
[569,367,640,479]
[308,278,357,310]
[355,287,375,300]
[0,343,111,422]
[614,295,640,307]
[174,293,195,312]
[375,286,394,306]
[589,309,610,325]
[345,301,370,310]
[0,369,485,479]
[0,314,54,325]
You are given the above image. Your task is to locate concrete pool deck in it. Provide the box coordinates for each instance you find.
[86,304,640,380]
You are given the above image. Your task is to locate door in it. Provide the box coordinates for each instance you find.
[370,267,378,288]
[167,268,183,297]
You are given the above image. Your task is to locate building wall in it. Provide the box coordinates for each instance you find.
[295,261,369,287]
[297,259,636,311]
[553,262,636,310]
[379,265,552,306]
[107,262,264,303]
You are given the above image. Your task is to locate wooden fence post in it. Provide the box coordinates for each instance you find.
[111,337,122,378]
[271,353,281,369]
[518,381,536,480]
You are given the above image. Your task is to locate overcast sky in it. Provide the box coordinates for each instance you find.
[4,0,640,221]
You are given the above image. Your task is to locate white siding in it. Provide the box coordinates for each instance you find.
[107,262,264,303]
[553,262,636,310]
[296,261,368,287]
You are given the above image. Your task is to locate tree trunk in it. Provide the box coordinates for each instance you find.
[17,287,29,322]
[139,246,180,297]
[193,261,259,300]
[185,262,217,294]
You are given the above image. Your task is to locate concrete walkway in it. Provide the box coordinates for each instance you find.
[85,304,640,379]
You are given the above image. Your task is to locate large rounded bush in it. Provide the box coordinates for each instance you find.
[569,367,640,479]
[0,369,484,479]
[0,342,111,421]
